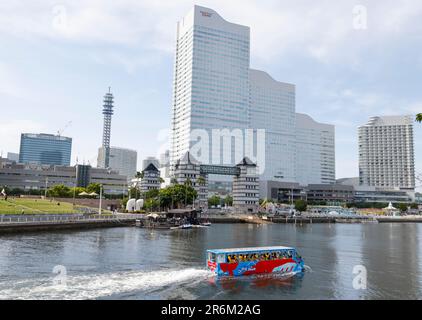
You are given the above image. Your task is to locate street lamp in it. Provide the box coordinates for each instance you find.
[45,177,48,198]
[98,184,103,215]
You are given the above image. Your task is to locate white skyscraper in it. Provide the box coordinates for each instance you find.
[295,113,335,185]
[170,6,335,186]
[359,115,415,190]
[171,5,250,168]
[98,146,137,181]
[249,69,296,182]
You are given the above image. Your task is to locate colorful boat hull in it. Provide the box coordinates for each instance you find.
[206,246,305,277]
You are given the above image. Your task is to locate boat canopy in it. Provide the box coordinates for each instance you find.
[207,246,294,255]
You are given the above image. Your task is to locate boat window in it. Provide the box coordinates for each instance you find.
[247,253,257,261]
[217,254,225,263]
[271,251,278,260]
[208,252,216,262]
[259,252,270,261]
[227,254,238,263]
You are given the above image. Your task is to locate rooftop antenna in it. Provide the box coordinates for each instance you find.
[101,86,114,168]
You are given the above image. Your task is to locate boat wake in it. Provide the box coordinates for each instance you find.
[0,268,213,300]
[303,265,313,272]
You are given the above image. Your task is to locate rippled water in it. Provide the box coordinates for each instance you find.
[0,223,421,300]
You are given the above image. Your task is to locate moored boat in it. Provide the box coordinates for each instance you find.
[206,246,304,277]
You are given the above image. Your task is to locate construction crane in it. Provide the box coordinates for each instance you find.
[57,121,72,137]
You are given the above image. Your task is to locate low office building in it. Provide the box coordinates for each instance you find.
[354,186,414,203]
[260,181,304,203]
[0,158,127,195]
[261,179,410,204]
[306,184,354,204]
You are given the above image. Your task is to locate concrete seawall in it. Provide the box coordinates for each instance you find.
[0,215,142,234]
[0,220,135,234]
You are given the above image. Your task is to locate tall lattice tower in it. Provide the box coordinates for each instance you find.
[101,87,114,168]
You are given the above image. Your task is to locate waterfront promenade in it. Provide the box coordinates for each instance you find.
[2,211,422,234]
[0,214,143,234]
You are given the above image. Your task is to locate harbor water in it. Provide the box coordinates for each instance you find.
[0,223,421,300]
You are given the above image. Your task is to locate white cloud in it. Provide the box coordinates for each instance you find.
[0,63,22,97]
[0,120,45,155]
[1,0,422,64]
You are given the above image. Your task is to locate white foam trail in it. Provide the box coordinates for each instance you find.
[0,268,213,300]
[303,265,313,272]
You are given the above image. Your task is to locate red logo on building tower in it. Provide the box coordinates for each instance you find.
[200,11,212,17]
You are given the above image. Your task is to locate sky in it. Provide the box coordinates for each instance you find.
[0,0,421,187]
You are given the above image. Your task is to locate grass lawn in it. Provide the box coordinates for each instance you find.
[0,198,82,214]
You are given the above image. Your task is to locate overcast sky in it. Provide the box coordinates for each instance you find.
[0,0,421,186]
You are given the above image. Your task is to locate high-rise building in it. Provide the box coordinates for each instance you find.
[171,5,250,168]
[358,115,415,190]
[19,133,72,166]
[0,159,127,195]
[170,6,335,186]
[295,113,335,185]
[99,88,114,168]
[249,69,296,182]
[98,146,137,181]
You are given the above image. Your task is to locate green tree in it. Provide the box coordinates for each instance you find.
[121,196,129,208]
[128,187,140,199]
[70,187,86,197]
[144,198,159,211]
[208,195,221,207]
[47,184,72,198]
[197,176,206,186]
[294,199,308,212]
[86,183,101,194]
[397,203,408,213]
[224,195,233,206]
[416,114,422,123]
[145,188,159,199]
